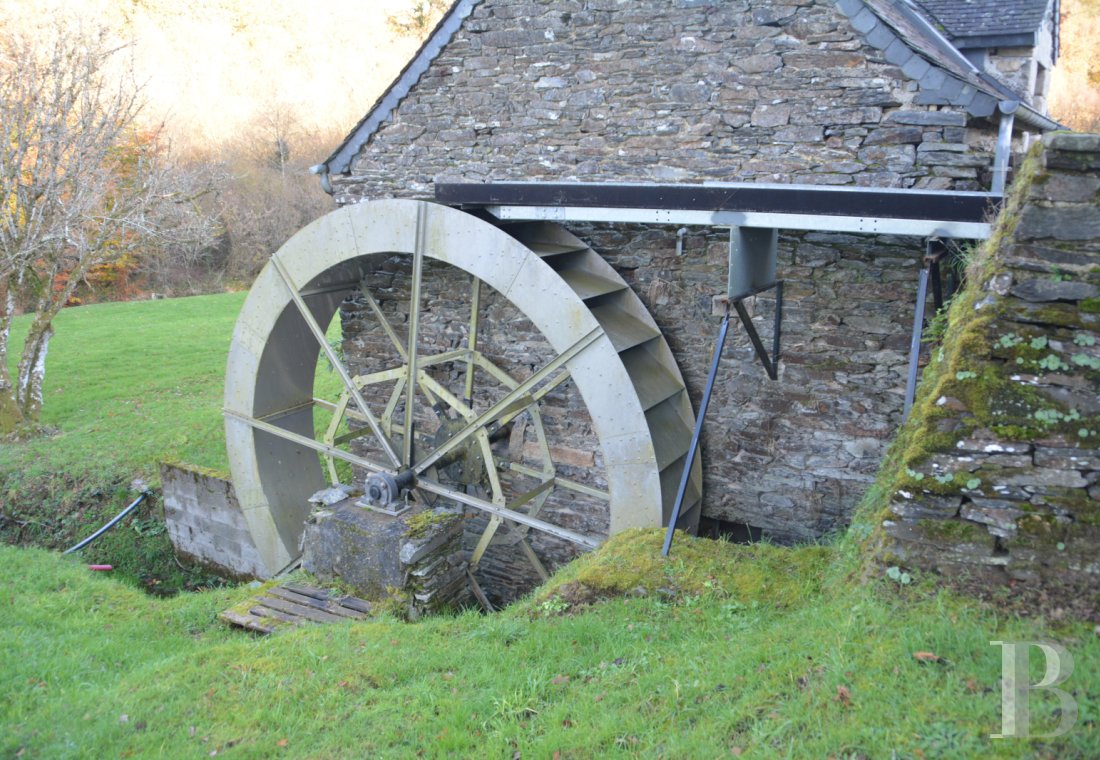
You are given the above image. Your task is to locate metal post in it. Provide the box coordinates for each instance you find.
[773,280,784,367]
[930,258,943,312]
[903,264,931,421]
[662,311,731,557]
[403,204,428,466]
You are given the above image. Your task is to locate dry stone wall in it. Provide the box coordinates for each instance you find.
[877,134,1100,618]
[332,0,1012,543]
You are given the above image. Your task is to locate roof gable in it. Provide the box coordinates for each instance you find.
[321,0,1061,178]
[839,0,1059,128]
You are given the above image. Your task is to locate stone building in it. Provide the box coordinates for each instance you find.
[255,0,1070,602]
[914,0,1059,113]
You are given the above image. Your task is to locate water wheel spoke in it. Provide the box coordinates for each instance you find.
[470,515,502,568]
[401,205,429,467]
[382,377,405,438]
[465,275,481,407]
[413,472,600,549]
[322,393,352,485]
[270,254,400,467]
[518,538,549,581]
[226,408,392,477]
[358,283,409,362]
[412,325,602,476]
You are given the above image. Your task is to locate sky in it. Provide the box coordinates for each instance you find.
[5,0,424,144]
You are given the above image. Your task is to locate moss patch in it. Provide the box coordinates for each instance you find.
[530,528,831,615]
[403,508,460,540]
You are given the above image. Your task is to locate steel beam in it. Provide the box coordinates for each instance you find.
[485,205,991,240]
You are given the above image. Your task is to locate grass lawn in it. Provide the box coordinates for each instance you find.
[1,532,1098,758]
[0,293,342,591]
[1,294,1098,758]
[2,293,247,479]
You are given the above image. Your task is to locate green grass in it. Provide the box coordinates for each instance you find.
[0,293,343,592]
[2,290,1098,757]
[2,534,1097,758]
[2,293,247,479]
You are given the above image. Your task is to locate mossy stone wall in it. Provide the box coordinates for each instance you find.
[875,134,1100,616]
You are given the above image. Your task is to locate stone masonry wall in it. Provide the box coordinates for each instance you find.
[878,134,1100,618]
[332,0,1013,543]
[336,0,1000,199]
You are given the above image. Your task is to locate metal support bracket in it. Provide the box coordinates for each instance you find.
[724,226,783,380]
[903,239,950,421]
[663,311,731,558]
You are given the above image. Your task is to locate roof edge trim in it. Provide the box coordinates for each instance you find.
[842,1,1063,131]
[322,0,482,177]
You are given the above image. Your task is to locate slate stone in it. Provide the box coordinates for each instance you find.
[1010,279,1100,303]
[863,127,923,145]
[1017,205,1100,241]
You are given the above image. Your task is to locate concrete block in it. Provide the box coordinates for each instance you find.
[160,463,265,579]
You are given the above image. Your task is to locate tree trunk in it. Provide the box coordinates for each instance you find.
[14,265,81,427]
[0,282,25,434]
[16,314,53,423]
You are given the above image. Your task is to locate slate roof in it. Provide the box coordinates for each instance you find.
[914,0,1052,42]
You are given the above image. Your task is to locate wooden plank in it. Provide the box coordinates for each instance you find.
[221,583,374,634]
[219,609,275,634]
[281,583,330,601]
[250,606,300,625]
[280,583,372,615]
[337,596,373,614]
[255,595,350,624]
[266,587,367,619]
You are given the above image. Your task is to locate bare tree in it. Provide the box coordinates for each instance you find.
[387,0,452,38]
[0,20,216,435]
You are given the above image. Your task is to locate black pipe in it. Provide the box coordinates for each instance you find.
[63,491,150,555]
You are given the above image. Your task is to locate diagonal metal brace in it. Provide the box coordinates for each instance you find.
[729,280,783,381]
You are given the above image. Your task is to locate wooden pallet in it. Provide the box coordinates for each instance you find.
[219,583,372,634]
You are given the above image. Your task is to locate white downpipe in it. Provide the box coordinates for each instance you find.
[992,102,1019,195]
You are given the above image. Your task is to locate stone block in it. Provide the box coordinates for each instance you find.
[1034,448,1100,470]
[889,494,961,520]
[1030,173,1100,203]
[750,103,791,127]
[301,502,411,598]
[1001,469,1090,489]
[884,109,966,127]
[1010,278,1098,303]
[863,127,922,145]
[1016,205,1100,241]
